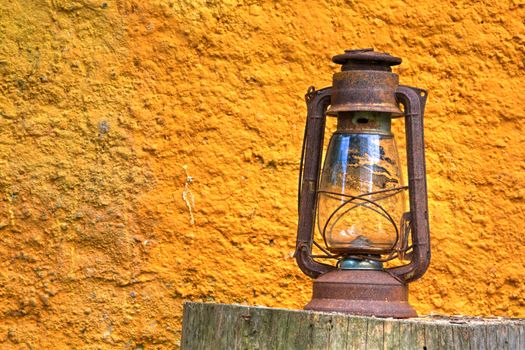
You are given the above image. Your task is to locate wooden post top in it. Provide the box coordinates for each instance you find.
[182,302,525,349]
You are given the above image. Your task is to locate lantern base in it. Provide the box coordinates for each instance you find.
[304,269,416,318]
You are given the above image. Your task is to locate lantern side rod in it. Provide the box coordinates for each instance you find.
[388,85,431,283]
[295,87,335,279]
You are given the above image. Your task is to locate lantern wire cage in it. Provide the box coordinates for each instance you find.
[314,187,413,264]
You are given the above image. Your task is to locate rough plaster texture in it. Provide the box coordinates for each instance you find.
[0,0,524,348]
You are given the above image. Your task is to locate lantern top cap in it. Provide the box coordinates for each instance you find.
[332,48,402,71]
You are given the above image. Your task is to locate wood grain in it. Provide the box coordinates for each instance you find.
[181,302,525,349]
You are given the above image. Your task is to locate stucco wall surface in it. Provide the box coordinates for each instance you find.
[0,0,524,348]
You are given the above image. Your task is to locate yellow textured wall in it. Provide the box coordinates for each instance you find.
[0,0,524,348]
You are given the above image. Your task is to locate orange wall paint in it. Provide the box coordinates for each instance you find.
[0,0,524,348]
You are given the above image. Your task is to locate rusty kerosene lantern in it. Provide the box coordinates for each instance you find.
[295,49,430,318]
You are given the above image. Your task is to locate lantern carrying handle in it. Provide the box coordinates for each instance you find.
[295,86,336,278]
[387,85,431,283]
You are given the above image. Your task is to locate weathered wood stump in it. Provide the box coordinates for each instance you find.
[182,302,525,349]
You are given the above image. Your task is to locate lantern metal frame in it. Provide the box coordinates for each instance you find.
[294,52,430,316]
